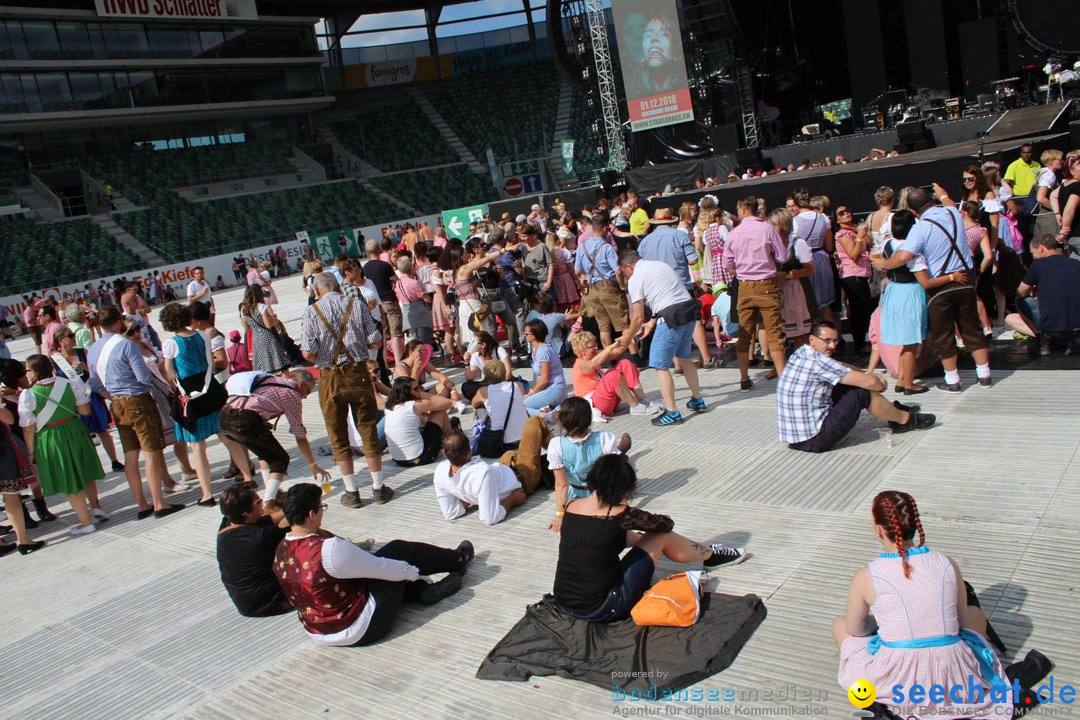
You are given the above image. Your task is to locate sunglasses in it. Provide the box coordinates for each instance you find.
[962,176,976,182]
[837,209,851,215]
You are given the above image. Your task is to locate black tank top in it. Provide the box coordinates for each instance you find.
[552,512,626,613]
[882,240,917,284]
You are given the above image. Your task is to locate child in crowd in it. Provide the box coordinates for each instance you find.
[226,330,252,374]
[547,397,630,532]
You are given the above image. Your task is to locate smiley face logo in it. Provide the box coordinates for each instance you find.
[847,678,876,708]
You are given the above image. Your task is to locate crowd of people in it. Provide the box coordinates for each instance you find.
[2,140,1075,719]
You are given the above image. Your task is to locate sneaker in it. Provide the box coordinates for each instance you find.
[739,378,753,393]
[457,402,473,415]
[890,411,937,433]
[419,572,463,605]
[110,460,125,472]
[181,471,198,483]
[686,396,707,413]
[977,376,992,389]
[69,523,96,537]
[457,540,475,574]
[934,382,962,394]
[372,485,394,504]
[91,508,111,522]
[341,490,363,509]
[651,410,684,426]
[165,481,191,494]
[628,402,655,416]
[703,544,748,568]
[702,356,718,370]
[591,411,609,423]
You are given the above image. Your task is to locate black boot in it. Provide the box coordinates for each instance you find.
[32,497,58,522]
[21,500,39,529]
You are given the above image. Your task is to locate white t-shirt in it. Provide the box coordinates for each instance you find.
[433,457,522,525]
[546,431,621,469]
[1036,167,1057,190]
[627,259,691,314]
[469,346,509,380]
[186,280,213,308]
[385,401,423,462]
[361,280,381,322]
[484,381,527,444]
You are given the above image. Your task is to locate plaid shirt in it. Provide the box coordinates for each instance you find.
[775,345,851,443]
[703,223,732,286]
[300,291,381,368]
[226,380,307,438]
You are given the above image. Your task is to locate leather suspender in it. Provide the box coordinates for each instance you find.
[311,297,357,365]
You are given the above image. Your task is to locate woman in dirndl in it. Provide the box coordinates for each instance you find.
[770,208,815,348]
[51,326,123,473]
[0,375,44,555]
[159,303,222,507]
[19,354,104,538]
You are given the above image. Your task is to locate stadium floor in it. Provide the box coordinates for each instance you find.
[3,276,1077,719]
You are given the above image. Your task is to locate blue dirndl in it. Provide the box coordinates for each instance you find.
[172,333,221,443]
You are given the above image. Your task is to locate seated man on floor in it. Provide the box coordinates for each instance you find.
[216,482,291,617]
[274,483,474,646]
[776,320,936,453]
[1005,233,1080,355]
[569,331,657,420]
[433,430,527,525]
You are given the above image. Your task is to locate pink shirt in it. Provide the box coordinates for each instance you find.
[721,216,786,281]
[835,228,872,278]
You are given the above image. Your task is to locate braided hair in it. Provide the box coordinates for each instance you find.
[871,491,926,579]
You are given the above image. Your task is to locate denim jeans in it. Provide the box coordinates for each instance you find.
[522,383,567,416]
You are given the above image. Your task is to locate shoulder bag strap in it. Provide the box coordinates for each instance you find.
[311,298,357,364]
[923,213,970,276]
[501,382,515,430]
[94,334,125,389]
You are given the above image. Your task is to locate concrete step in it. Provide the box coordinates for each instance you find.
[407,86,485,173]
[91,213,166,266]
[363,182,421,218]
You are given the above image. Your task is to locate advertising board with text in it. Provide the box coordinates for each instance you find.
[611,0,695,132]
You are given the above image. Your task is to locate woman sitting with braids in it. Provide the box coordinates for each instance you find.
[834,490,1013,719]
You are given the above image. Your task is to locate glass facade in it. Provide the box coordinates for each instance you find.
[0,67,325,114]
[0,19,318,61]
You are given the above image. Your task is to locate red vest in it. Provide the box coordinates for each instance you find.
[274,535,369,635]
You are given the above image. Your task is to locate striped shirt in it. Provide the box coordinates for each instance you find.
[300,291,381,368]
[226,380,307,438]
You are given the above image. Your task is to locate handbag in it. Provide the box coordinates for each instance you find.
[630,571,703,627]
[477,382,515,458]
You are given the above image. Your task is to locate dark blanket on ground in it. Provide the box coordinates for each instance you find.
[476,593,766,692]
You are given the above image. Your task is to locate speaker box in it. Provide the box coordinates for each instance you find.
[710,123,739,155]
[896,121,935,152]
[1070,120,1080,148]
[598,170,618,193]
[735,146,763,170]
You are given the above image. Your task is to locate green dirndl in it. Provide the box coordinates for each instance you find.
[30,380,104,496]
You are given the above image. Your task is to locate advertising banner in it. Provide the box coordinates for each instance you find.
[94,0,258,21]
[561,139,576,178]
[611,0,695,132]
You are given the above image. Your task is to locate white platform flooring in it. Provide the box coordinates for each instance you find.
[3,276,1077,719]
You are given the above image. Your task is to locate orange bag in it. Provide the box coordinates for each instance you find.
[630,571,702,627]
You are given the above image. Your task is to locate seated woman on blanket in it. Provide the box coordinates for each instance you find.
[834,490,1013,719]
[547,397,629,533]
[552,454,747,623]
[569,331,655,420]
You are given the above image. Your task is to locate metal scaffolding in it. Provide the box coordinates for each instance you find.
[734,60,758,148]
[585,0,628,171]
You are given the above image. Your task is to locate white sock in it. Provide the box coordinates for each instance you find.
[975,363,991,380]
[342,473,358,492]
[263,477,281,501]
[259,468,271,488]
[370,470,384,489]
[944,369,961,385]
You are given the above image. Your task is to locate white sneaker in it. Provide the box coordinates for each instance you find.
[591,409,609,423]
[91,507,111,522]
[628,402,656,416]
[69,524,96,537]
[165,481,191,494]
[455,401,472,415]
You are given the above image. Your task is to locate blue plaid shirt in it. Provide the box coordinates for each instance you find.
[776,345,851,443]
